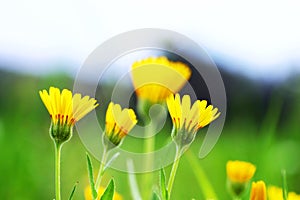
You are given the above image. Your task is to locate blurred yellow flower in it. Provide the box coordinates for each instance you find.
[268,185,300,200]
[39,86,98,126]
[289,192,300,200]
[39,86,98,143]
[226,160,256,183]
[84,186,123,200]
[104,102,137,146]
[166,93,220,133]
[131,56,191,103]
[250,181,267,200]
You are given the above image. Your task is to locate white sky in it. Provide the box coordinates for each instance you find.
[0,0,300,80]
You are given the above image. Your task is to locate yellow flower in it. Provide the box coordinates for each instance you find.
[39,86,98,126]
[250,181,267,200]
[268,185,300,200]
[131,56,191,103]
[84,186,123,200]
[104,102,137,146]
[39,86,98,143]
[226,160,256,183]
[167,94,220,132]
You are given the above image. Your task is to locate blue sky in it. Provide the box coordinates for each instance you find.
[0,0,299,81]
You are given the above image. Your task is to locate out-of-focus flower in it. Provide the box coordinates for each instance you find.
[268,185,300,200]
[226,160,256,198]
[250,181,267,200]
[131,56,191,103]
[226,160,256,183]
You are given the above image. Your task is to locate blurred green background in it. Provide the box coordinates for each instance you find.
[1,65,300,199]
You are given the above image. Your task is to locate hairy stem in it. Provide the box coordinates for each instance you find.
[167,145,181,197]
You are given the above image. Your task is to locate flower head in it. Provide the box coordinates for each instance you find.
[84,186,123,200]
[226,160,256,198]
[226,160,256,183]
[166,94,220,145]
[250,181,267,200]
[131,56,191,103]
[268,185,300,200]
[39,86,98,144]
[104,102,137,147]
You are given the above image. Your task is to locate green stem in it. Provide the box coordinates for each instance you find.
[138,99,156,199]
[282,169,288,200]
[143,121,155,185]
[167,145,181,197]
[55,142,62,200]
[95,147,108,191]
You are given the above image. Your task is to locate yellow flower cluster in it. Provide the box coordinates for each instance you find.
[268,186,300,200]
[226,160,300,200]
[39,56,222,200]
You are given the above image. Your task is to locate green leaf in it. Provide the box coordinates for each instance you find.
[86,153,98,199]
[68,181,79,200]
[100,179,115,200]
[151,192,161,200]
[159,168,168,200]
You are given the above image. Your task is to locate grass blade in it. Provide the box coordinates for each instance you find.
[152,191,161,200]
[86,153,98,199]
[185,150,218,200]
[127,159,142,200]
[159,168,168,200]
[68,181,79,200]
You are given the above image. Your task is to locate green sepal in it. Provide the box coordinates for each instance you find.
[50,122,73,145]
[86,153,98,199]
[100,179,115,200]
[159,168,168,200]
[226,178,247,198]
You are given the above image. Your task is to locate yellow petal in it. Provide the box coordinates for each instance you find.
[39,87,98,125]
[181,95,191,128]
